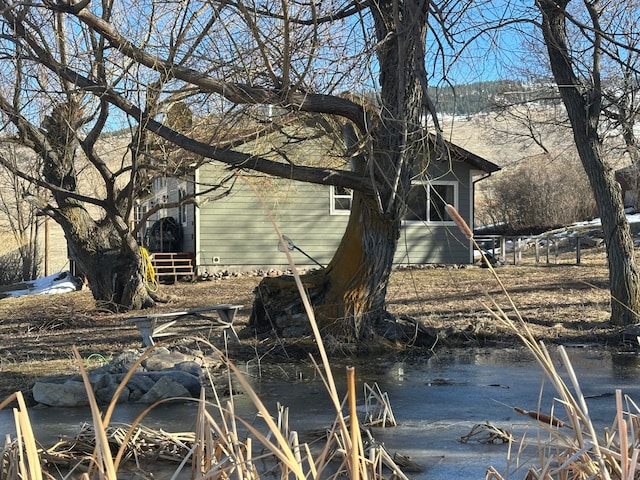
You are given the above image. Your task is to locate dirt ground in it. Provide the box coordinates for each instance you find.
[0,247,630,403]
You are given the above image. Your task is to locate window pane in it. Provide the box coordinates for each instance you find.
[430,184,454,222]
[332,186,352,212]
[335,186,350,196]
[335,197,352,211]
[406,184,427,221]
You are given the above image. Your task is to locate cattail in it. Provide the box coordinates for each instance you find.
[445,204,473,240]
[513,407,565,428]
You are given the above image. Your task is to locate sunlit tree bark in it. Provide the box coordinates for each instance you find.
[536,0,640,325]
[0,0,497,336]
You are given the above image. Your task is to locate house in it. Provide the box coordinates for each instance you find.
[137,124,500,275]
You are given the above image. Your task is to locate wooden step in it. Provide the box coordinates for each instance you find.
[150,253,194,283]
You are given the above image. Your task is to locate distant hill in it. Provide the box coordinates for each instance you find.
[428,79,559,116]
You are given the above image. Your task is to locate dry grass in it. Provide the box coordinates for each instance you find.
[0,246,622,402]
[2,253,416,480]
[1,244,637,480]
[476,248,640,480]
[1,339,416,480]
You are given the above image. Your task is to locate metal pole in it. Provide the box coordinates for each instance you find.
[44,216,50,277]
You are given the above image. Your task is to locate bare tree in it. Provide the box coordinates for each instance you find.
[534,0,640,325]
[0,0,507,339]
[0,145,41,281]
[0,0,222,310]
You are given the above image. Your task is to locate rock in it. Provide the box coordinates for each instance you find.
[33,380,89,407]
[121,373,156,393]
[91,374,130,404]
[151,346,172,356]
[112,349,146,371]
[275,313,310,337]
[31,345,217,406]
[90,372,114,390]
[138,376,191,404]
[144,352,196,371]
[147,370,202,397]
[95,385,130,404]
[173,361,203,377]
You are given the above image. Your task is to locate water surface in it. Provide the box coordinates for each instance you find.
[2,346,639,479]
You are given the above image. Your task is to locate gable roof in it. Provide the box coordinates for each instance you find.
[430,133,501,173]
[150,107,501,176]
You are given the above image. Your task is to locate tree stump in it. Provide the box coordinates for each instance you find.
[250,272,328,337]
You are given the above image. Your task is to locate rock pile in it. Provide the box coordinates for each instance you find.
[32,346,224,407]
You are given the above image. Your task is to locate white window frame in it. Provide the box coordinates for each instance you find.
[178,183,188,225]
[404,180,459,225]
[330,185,353,215]
[134,204,148,244]
[153,176,167,191]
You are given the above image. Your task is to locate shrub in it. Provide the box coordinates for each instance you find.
[0,250,24,285]
[477,155,597,234]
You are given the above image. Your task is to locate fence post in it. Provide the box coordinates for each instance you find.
[576,236,581,265]
[546,238,550,264]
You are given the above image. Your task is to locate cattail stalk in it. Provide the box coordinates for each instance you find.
[445,204,473,240]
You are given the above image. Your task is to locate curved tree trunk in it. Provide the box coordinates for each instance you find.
[251,0,428,342]
[539,0,640,325]
[314,193,399,337]
[52,205,155,311]
[42,100,155,312]
[252,189,401,339]
[577,138,640,325]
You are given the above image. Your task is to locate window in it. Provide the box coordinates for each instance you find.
[134,204,148,244]
[178,187,187,225]
[153,177,167,191]
[331,185,352,214]
[405,181,457,223]
[134,204,147,223]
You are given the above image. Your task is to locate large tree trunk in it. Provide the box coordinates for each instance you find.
[251,0,428,343]
[54,206,156,311]
[578,139,640,325]
[42,100,155,312]
[252,189,400,340]
[539,0,640,325]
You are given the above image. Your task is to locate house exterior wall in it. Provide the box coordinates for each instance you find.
[41,219,71,275]
[195,170,348,270]
[138,176,197,253]
[397,160,475,265]
[194,158,480,272]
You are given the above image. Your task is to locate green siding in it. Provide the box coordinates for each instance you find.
[197,170,349,269]
[196,157,477,270]
[395,160,474,264]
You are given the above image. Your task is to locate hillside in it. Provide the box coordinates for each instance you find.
[428,79,560,117]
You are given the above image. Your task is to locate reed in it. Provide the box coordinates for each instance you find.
[1,334,410,480]
[5,204,631,480]
[446,203,639,480]
[1,180,409,479]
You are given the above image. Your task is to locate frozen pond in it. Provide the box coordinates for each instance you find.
[2,346,640,479]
